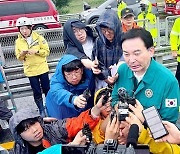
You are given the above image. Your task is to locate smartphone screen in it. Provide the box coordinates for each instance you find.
[142,106,169,140]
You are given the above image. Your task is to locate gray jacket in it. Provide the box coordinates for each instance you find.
[9,108,68,154]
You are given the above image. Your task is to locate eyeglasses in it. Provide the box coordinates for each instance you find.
[73,28,85,35]
[101,27,114,34]
[64,68,82,78]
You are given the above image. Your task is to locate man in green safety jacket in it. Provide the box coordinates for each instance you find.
[117,0,127,18]
[137,0,157,46]
[170,17,180,86]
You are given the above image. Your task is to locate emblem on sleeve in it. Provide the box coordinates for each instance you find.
[145,89,153,98]
[165,99,177,107]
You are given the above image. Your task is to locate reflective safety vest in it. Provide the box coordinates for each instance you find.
[117,1,127,19]
[170,17,180,62]
[137,1,157,46]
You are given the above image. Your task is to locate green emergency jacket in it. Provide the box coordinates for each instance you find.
[112,59,180,124]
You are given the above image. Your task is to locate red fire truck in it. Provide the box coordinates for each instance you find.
[165,0,180,15]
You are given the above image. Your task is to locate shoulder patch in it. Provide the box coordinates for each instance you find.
[165,99,177,107]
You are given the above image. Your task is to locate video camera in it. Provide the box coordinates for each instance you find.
[62,124,150,154]
[94,124,149,154]
[95,143,149,154]
[115,88,136,121]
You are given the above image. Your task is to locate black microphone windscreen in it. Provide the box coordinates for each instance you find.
[126,124,139,148]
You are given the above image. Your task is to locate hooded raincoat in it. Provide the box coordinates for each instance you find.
[46,54,95,119]
[15,31,50,77]
[63,19,96,60]
[9,108,99,154]
[92,9,123,80]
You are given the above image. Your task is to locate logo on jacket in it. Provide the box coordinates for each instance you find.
[165,99,177,107]
[145,89,153,98]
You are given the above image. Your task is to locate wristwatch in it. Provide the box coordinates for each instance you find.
[103,139,118,151]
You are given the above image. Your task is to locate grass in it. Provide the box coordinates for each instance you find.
[59,0,105,14]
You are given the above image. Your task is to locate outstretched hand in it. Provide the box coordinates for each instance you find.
[126,112,143,133]
[105,75,118,85]
[91,60,101,74]
[155,121,180,144]
[91,95,108,118]
[74,95,87,108]
[70,130,87,145]
[105,114,119,141]
[128,99,144,123]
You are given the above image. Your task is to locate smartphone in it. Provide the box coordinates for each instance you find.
[94,56,99,69]
[142,106,169,140]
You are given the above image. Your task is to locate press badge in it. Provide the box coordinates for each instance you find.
[165,99,177,107]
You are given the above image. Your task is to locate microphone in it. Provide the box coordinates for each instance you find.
[118,87,127,103]
[126,124,139,148]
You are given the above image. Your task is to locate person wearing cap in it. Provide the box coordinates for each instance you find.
[121,8,140,33]
[92,87,112,144]
[15,17,50,117]
[63,19,96,69]
[137,0,157,46]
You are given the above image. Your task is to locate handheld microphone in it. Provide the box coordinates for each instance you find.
[126,124,139,148]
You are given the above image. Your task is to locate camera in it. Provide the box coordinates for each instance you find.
[82,123,92,144]
[117,88,136,121]
[102,87,112,105]
[95,87,112,106]
[83,88,91,101]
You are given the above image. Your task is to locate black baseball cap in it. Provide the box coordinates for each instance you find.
[121,8,134,18]
[71,20,86,28]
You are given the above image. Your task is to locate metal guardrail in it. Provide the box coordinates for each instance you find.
[0,14,179,99]
[1,46,176,99]
[165,15,180,45]
[58,13,80,25]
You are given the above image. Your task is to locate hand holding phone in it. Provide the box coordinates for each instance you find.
[142,106,169,140]
[94,56,99,69]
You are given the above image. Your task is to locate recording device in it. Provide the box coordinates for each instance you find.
[102,87,112,105]
[96,125,148,154]
[82,123,92,144]
[103,139,118,153]
[117,87,136,121]
[126,124,139,148]
[142,106,169,140]
[118,102,129,121]
[118,88,136,106]
[83,88,91,101]
[110,108,117,123]
[94,56,100,69]
[125,124,139,154]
